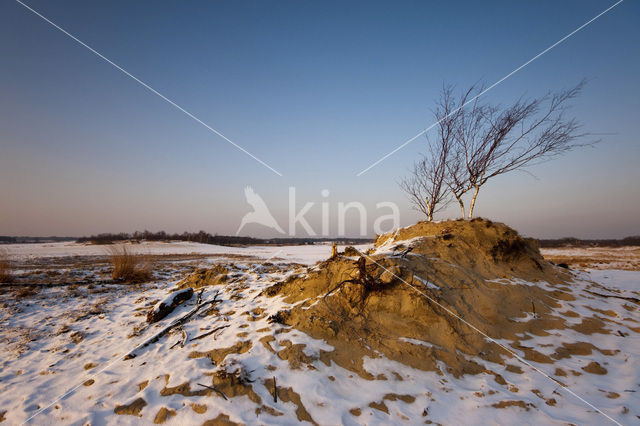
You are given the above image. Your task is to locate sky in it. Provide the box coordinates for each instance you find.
[0,0,639,239]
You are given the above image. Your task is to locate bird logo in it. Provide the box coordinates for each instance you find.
[236,186,285,235]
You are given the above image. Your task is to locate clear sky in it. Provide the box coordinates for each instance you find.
[1,0,638,239]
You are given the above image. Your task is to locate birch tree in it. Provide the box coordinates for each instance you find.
[400,150,450,221]
[402,81,588,220]
[458,81,588,218]
[399,85,467,221]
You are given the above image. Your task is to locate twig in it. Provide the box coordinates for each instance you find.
[400,247,413,258]
[190,324,230,341]
[169,328,186,349]
[197,383,228,400]
[273,376,277,403]
[324,279,358,298]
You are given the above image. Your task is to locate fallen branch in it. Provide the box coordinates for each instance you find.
[124,291,220,360]
[197,383,228,400]
[147,288,194,323]
[190,324,230,341]
[585,290,639,304]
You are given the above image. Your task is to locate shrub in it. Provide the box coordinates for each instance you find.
[108,245,152,283]
[490,238,528,262]
[0,250,13,283]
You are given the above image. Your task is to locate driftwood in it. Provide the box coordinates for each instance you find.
[124,291,220,360]
[190,324,230,341]
[147,288,194,323]
[197,383,228,400]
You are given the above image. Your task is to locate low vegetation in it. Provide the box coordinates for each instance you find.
[0,250,13,283]
[108,245,152,283]
[77,230,370,246]
[537,235,640,248]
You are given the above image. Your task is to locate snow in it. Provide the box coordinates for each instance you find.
[0,244,638,425]
[541,246,639,258]
[1,241,372,265]
[583,269,640,294]
[370,236,427,256]
[411,274,440,290]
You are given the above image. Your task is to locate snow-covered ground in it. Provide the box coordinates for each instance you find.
[0,245,638,425]
[582,269,639,294]
[2,241,371,266]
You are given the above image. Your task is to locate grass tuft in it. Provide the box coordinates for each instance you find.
[0,250,13,283]
[108,245,152,283]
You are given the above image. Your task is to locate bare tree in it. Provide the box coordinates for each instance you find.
[400,151,450,221]
[400,85,473,220]
[404,81,589,220]
[440,85,483,218]
[457,81,588,218]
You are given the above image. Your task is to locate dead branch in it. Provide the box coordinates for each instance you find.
[197,383,228,400]
[124,291,220,360]
[190,324,230,341]
[324,257,383,300]
[585,290,639,304]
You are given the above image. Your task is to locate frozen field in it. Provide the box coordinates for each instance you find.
[0,243,638,425]
[3,241,370,266]
[541,246,640,271]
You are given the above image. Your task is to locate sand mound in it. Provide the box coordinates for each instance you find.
[264,219,575,378]
[178,264,234,288]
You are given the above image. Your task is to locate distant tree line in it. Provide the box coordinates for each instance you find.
[0,236,76,244]
[75,230,371,246]
[537,236,640,248]
[2,233,639,248]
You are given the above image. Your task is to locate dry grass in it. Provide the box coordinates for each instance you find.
[541,247,640,271]
[0,250,13,283]
[108,245,152,283]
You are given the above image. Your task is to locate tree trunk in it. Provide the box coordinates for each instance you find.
[455,195,465,219]
[468,186,480,219]
[426,197,433,222]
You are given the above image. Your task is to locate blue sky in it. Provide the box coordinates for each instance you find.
[0,0,638,238]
